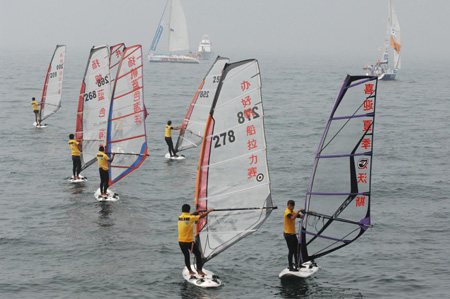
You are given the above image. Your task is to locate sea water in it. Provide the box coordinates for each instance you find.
[0,49,449,298]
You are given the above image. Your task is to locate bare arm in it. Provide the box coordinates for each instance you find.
[172,126,182,130]
[290,209,304,220]
[199,209,214,219]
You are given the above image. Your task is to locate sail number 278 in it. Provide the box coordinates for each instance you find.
[213,130,236,148]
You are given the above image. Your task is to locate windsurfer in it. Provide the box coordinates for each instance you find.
[96,146,115,197]
[284,200,304,271]
[178,204,214,276]
[165,120,181,157]
[31,97,42,125]
[68,134,82,180]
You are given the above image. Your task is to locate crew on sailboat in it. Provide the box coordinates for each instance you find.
[165,120,181,157]
[178,204,214,276]
[284,200,304,271]
[31,97,42,125]
[96,146,115,197]
[68,134,82,180]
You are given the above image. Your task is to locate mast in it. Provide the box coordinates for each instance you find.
[299,75,377,264]
[40,45,66,121]
[194,59,274,264]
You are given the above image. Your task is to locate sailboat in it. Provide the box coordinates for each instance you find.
[279,75,378,278]
[364,0,401,80]
[183,59,276,287]
[167,56,229,160]
[148,0,199,63]
[94,44,149,201]
[35,45,66,127]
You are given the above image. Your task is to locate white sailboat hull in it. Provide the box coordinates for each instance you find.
[148,54,199,64]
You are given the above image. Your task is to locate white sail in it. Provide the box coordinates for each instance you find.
[107,45,148,185]
[168,0,190,52]
[40,45,66,121]
[175,56,230,152]
[110,43,125,86]
[76,45,112,170]
[390,1,401,69]
[195,59,274,263]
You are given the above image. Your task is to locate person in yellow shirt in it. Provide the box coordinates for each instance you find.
[96,146,115,197]
[178,204,214,276]
[165,120,181,157]
[68,134,82,179]
[284,200,304,271]
[31,97,42,125]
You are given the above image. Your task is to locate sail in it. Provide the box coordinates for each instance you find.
[195,59,274,264]
[299,75,377,264]
[175,56,230,152]
[40,45,66,121]
[107,45,148,185]
[390,1,401,69]
[110,43,125,86]
[168,0,190,52]
[76,45,112,170]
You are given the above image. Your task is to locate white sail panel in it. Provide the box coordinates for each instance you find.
[168,0,190,52]
[176,56,229,152]
[195,59,273,263]
[299,75,377,263]
[40,45,66,121]
[390,2,401,69]
[108,45,148,185]
[110,43,125,86]
[76,46,112,170]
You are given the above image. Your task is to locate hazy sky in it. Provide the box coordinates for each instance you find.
[1,0,449,63]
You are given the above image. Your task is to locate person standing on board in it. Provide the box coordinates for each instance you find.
[31,97,42,125]
[165,120,181,157]
[178,204,214,276]
[96,146,115,197]
[68,134,82,180]
[284,200,304,271]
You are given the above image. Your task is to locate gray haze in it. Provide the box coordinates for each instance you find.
[1,0,449,63]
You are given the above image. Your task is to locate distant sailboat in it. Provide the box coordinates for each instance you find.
[279,75,378,278]
[364,0,401,80]
[148,0,199,63]
[170,56,229,159]
[36,45,66,126]
[183,59,276,287]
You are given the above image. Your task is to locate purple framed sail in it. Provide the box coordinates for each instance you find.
[299,75,378,264]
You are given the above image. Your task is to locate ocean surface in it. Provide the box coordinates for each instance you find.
[0,48,449,298]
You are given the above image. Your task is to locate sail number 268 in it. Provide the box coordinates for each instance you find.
[213,130,236,148]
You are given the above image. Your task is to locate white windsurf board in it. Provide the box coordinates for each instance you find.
[94,188,119,202]
[165,152,186,160]
[68,175,87,183]
[33,122,47,128]
[182,266,222,288]
[279,261,319,279]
